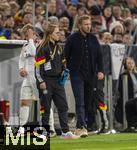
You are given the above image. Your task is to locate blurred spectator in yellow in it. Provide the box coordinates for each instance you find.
[14,1,32,25]
[0,13,13,39]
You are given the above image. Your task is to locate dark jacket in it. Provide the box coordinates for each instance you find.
[118,72,137,100]
[64,31,104,76]
[35,41,65,84]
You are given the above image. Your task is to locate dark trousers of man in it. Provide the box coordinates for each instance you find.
[70,73,95,129]
[125,98,137,128]
[40,78,69,133]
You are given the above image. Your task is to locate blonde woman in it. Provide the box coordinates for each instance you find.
[115,57,137,131]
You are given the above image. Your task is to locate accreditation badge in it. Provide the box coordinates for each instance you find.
[44,61,52,71]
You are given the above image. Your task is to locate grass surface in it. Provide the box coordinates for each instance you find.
[2,133,137,150]
[50,133,137,150]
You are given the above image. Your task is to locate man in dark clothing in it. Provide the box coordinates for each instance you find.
[64,15,104,137]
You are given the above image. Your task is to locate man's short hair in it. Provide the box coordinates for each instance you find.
[90,5,101,16]
[21,24,34,34]
[77,15,91,25]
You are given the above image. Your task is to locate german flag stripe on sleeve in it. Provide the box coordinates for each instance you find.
[99,102,107,110]
[35,56,46,66]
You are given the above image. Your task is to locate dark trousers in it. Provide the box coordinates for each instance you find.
[125,98,137,127]
[40,79,69,133]
[70,73,94,129]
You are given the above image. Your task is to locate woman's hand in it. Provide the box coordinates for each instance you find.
[40,82,47,90]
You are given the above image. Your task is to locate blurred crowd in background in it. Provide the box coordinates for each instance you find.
[0,0,137,45]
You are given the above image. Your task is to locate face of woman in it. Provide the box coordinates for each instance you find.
[50,27,60,42]
[104,7,112,18]
[126,58,135,71]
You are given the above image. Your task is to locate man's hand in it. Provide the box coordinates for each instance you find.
[40,82,47,90]
[97,72,104,80]
[19,68,28,77]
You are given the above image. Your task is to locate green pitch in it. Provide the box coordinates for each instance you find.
[51,133,137,150]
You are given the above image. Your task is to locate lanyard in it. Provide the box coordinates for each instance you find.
[50,45,57,60]
[49,44,62,60]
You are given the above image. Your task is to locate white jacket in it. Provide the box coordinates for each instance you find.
[19,39,36,87]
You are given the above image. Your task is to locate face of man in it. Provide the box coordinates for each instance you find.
[48,1,56,14]
[113,34,123,43]
[59,18,69,31]
[112,6,122,18]
[79,19,91,34]
[68,5,77,17]
[23,13,33,24]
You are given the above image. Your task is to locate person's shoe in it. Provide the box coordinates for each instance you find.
[50,130,56,138]
[88,129,99,135]
[34,130,47,141]
[61,131,80,139]
[74,128,88,138]
[97,128,110,135]
[121,127,137,133]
